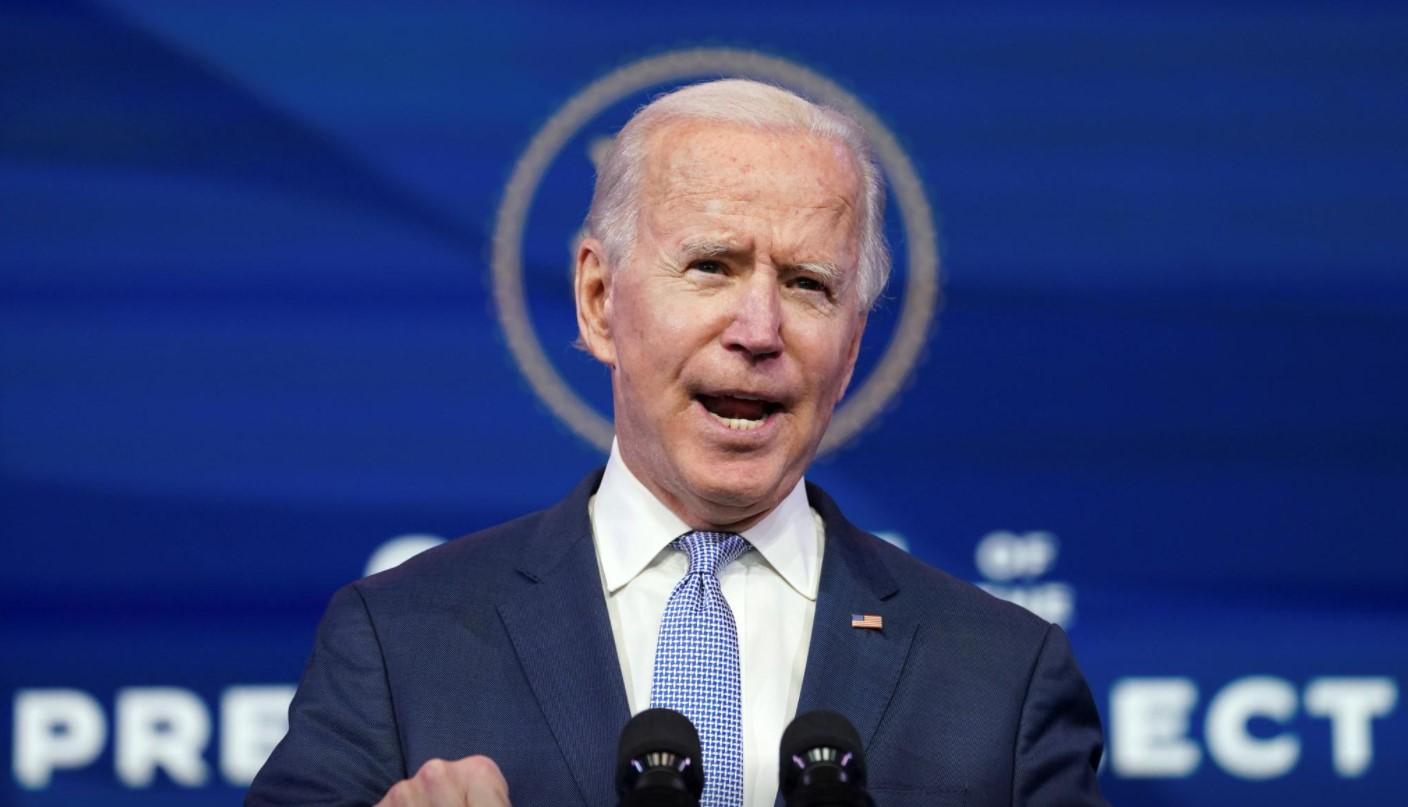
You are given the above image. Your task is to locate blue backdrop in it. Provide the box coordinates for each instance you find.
[3,2,1406,805]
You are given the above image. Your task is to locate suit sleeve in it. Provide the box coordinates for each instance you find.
[1011,624,1110,806]
[246,583,406,806]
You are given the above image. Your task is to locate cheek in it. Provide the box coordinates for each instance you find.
[622,288,713,362]
[798,328,861,402]
[613,293,692,393]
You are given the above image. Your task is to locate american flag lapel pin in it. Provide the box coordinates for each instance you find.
[851,613,884,631]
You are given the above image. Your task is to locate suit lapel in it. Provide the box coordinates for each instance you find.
[497,471,629,807]
[795,484,915,752]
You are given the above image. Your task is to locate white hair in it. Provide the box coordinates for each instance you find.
[585,79,890,308]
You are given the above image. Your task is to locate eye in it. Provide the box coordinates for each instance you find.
[689,260,726,275]
[791,276,830,294]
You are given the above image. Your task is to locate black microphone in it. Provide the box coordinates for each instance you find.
[778,710,874,807]
[616,708,705,807]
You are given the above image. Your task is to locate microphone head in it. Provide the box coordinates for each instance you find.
[616,708,704,804]
[779,710,869,802]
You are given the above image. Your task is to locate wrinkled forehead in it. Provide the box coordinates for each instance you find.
[638,119,864,215]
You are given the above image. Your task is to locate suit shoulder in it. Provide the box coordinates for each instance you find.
[860,530,1052,640]
[352,506,551,603]
[809,481,1049,642]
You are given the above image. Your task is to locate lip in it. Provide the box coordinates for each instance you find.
[694,386,790,405]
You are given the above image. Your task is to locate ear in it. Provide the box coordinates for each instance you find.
[574,237,617,366]
[834,311,868,403]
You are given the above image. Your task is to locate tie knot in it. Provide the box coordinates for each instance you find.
[673,530,751,577]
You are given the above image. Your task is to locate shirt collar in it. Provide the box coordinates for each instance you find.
[591,441,820,601]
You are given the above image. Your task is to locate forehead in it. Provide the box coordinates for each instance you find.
[638,120,863,235]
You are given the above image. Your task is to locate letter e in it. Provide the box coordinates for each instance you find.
[220,685,294,785]
[1110,677,1201,777]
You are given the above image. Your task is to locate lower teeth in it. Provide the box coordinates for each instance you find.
[708,411,765,431]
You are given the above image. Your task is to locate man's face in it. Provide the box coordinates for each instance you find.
[577,119,868,529]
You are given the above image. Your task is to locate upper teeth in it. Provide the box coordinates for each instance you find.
[708,411,766,431]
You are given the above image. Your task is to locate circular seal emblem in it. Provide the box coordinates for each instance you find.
[491,47,939,455]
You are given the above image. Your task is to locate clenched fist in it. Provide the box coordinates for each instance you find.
[375,755,511,807]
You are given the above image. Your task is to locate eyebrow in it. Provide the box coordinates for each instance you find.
[676,237,850,290]
[794,260,845,288]
[677,237,736,259]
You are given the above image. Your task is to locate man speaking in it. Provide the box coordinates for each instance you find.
[248,79,1108,806]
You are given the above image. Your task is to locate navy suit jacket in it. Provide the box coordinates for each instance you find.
[248,471,1108,806]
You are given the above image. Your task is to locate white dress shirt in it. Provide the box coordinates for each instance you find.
[589,442,823,807]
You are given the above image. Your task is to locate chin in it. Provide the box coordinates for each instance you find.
[684,454,793,518]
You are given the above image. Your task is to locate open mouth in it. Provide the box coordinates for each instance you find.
[696,393,783,432]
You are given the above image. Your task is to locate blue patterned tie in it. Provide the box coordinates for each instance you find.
[650,530,751,807]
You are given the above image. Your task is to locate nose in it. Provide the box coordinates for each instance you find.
[721,270,784,359]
